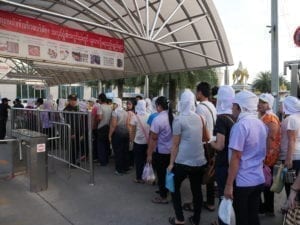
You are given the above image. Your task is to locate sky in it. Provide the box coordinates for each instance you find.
[213,0,300,83]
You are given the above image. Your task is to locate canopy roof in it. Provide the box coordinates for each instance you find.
[0,0,233,86]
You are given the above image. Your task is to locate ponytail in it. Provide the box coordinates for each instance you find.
[156,96,174,130]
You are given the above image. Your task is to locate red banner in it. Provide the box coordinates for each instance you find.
[0,10,124,52]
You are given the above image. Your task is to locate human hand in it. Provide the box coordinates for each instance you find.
[146,155,152,163]
[167,164,173,172]
[224,184,233,200]
[284,158,293,169]
[287,189,298,209]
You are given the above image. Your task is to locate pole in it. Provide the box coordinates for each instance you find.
[271,0,279,113]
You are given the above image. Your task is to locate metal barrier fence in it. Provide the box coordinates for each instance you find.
[10,108,94,185]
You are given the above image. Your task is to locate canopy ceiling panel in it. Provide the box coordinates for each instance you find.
[0,0,233,86]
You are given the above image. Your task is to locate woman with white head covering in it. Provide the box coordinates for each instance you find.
[130,99,150,183]
[208,86,235,225]
[145,98,153,114]
[167,89,206,225]
[257,93,281,216]
[280,96,300,197]
[224,90,267,225]
[109,97,130,175]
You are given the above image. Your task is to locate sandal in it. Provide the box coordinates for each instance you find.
[203,202,215,212]
[168,217,184,225]
[133,179,145,184]
[152,196,168,204]
[182,202,194,212]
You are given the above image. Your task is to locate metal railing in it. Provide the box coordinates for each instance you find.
[10,108,94,185]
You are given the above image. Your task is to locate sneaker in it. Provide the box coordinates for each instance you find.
[114,171,123,176]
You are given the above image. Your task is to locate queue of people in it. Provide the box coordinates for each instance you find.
[2,83,300,225]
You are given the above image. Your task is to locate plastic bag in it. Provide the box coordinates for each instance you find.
[263,165,272,187]
[270,164,287,193]
[142,163,156,184]
[218,198,236,225]
[165,170,175,193]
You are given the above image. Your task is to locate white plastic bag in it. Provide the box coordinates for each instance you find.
[142,163,156,183]
[218,198,236,225]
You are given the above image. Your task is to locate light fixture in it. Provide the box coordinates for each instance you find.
[25,80,45,85]
[33,62,91,72]
[6,73,53,80]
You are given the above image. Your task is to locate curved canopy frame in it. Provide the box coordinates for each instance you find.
[0,0,233,86]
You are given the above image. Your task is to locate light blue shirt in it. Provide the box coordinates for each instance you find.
[229,115,267,187]
[150,111,172,154]
[173,114,207,167]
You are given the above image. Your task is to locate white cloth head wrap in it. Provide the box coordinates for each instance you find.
[216,85,235,115]
[151,97,158,113]
[233,90,258,120]
[178,89,196,116]
[259,93,274,109]
[112,97,122,110]
[283,96,300,115]
[145,98,153,114]
[135,99,147,115]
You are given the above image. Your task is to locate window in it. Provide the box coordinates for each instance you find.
[58,85,83,99]
[16,84,45,99]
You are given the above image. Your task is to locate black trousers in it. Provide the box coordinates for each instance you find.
[112,131,129,173]
[0,119,7,140]
[171,163,205,225]
[233,183,264,225]
[133,143,147,180]
[152,152,170,198]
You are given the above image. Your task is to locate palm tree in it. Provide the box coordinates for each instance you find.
[252,71,290,93]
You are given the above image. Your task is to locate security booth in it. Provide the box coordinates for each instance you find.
[11,129,48,192]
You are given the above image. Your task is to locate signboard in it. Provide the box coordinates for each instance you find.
[37,143,46,153]
[294,27,300,47]
[0,10,124,70]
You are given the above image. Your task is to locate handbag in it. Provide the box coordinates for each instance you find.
[283,202,300,225]
[202,152,215,184]
[199,115,210,143]
[270,164,287,193]
[142,163,156,184]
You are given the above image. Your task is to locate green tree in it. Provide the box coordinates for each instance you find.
[252,71,290,93]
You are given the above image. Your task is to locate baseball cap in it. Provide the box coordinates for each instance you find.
[68,94,77,101]
[15,98,21,102]
[2,97,11,102]
[259,93,274,108]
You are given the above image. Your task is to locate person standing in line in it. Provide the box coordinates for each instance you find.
[63,94,81,165]
[96,93,112,166]
[280,96,300,197]
[257,93,281,217]
[130,99,150,183]
[13,98,24,108]
[109,98,130,175]
[147,96,173,204]
[209,85,235,225]
[224,90,267,225]
[167,89,206,225]
[126,99,136,168]
[196,82,217,211]
[0,98,11,140]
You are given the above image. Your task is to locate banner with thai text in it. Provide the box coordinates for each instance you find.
[0,10,124,70]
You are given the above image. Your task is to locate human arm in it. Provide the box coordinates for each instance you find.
[287,174,300,209]
[167,135,180,171]
[224,149,242,199]
[146,131,158,163]
[209,133,225,151]
[285,130,296,169]
[108,116,117,143]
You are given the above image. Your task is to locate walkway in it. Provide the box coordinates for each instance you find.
[0,157,286,225]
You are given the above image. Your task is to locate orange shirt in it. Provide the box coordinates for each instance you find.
[261,112,281,167]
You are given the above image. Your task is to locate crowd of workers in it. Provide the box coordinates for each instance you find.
[0,81,300,225]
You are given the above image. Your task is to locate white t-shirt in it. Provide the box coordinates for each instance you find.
[196,100,217,138]
[130,114,150,144]
[97,104,112,129]
[280,113,300,160]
